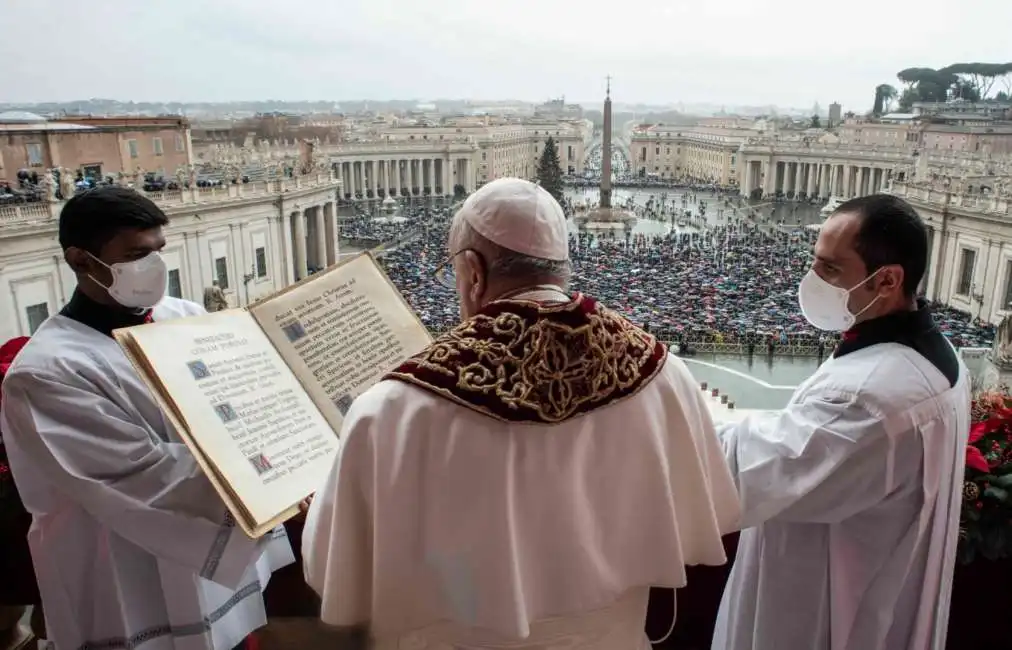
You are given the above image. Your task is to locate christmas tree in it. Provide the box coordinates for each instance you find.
[535,137,565,204]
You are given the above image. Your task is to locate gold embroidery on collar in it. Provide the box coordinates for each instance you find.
[386,295,667,424]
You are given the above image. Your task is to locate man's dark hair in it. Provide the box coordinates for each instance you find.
[833,193,928,297]
[58,186,168,253]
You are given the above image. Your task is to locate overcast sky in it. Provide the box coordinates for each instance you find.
[5,0,1008,112]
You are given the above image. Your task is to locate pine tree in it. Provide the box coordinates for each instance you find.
[535,137,565,204]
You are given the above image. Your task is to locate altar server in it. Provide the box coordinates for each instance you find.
[712,194,970,650]
[0,187,293,650]
[304,177,740,649]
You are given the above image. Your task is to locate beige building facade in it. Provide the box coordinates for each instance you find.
[888,179,1012,325]
[376,118,591,184]
[0,113,193,184]
[629,126,753,185]
[193,116,593,197]
[0,172,342,341]
[838,118,1012,155]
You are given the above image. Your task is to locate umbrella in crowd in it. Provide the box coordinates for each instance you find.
[350,203,996,351]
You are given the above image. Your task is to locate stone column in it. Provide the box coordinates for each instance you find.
[741,158,752,197]
[859,167,868,196]
[314,205,327,270]
[280,212,295,285]
[762,161,774,197]
[395,160,402,196]
[443,157,452,195]
[807,163,817,197]
[325,201,338,265]
[293,209,308,280]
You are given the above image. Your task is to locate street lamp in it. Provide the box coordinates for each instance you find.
[971,283,986,320]
[242,264,256,306]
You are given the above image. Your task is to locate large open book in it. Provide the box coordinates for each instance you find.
[113,252,432,538]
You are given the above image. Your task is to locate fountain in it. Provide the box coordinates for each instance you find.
[377,195,408,223]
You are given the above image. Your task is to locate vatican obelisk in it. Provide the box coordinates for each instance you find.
[600,76,613,209]
[578,75,635,229]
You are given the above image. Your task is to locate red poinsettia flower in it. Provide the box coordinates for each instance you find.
[967,421,993,474]
[0,335,31,416]
[0,336,30,377]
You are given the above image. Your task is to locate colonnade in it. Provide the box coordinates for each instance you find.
[279,200,339,284]
[334,157,474,198]
[741,159,893,199]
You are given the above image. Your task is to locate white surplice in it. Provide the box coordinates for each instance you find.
[712,343,970,650]
[303,353,740,649]
[0,298,294,650]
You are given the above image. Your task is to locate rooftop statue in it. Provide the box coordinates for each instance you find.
[993,314,1012,370]
[38,170,56,201]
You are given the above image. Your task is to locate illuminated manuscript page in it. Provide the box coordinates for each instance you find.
[120,310,339,534]
[249,253,432,432]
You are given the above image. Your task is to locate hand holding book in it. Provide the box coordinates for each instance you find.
[114,253,431,537]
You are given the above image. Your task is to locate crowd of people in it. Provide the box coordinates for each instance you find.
[371,200,996,352]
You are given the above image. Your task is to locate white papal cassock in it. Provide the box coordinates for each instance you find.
[712,342,970,650]
[303,293,741,649]
[0,297,294,650]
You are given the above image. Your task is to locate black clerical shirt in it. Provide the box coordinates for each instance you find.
[60,290,153,338]
[835,298,959,387]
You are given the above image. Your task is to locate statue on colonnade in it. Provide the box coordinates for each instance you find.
[38,170,56,201]
[58,167,75,200]
[203,281,229,312]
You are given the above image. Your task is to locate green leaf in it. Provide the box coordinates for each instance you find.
[990,474,1012,488]
[984,485,1010,501]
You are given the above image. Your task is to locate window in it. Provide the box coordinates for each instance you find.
[214,257,229,289]
[26,143,43,166]
[176,134,185,152]
[82,164,102,181]
[167,269,182,298]
[957,249,976,295]
[25,302,49,334]
[153,137,163,156]
[255,247,268,279]
[128,139,139,158]
[1004,261,1012,309]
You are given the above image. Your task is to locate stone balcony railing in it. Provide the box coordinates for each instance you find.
[322,140,479,155]
[0,172,341,229]
[887,180,1012,217]
[739,139,1012,167]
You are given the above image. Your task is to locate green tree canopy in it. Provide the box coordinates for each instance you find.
[894,62,1012,109]
[536,137,564,204]
[809,114,821,128]
[872,84,898,115]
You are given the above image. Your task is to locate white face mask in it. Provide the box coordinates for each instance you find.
[88,252,168,309]
[797,268,882,332]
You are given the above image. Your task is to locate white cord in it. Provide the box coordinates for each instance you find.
[647,590,677,645]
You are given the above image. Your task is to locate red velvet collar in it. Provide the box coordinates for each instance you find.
[385,293,667,424]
